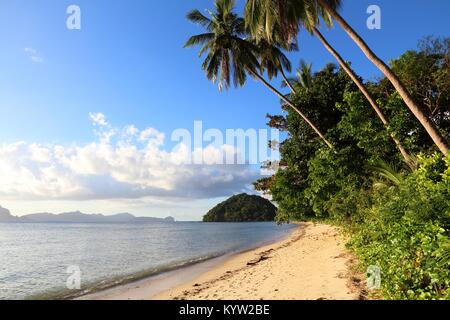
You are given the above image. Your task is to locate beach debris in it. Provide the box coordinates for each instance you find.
[247,257,268,266]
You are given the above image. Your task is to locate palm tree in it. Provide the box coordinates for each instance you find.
[281,59,313,92]
[246,0,449,155]
[245,0,412,162]
[256,38,299,94]
[185,0,333,148]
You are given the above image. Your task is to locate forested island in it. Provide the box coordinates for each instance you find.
[203,194,277,222]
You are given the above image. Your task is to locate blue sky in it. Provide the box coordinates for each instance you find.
[0,0,449,220]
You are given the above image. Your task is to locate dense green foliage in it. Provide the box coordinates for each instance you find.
[350,154,450,299]
[203,194,277,222]
[185,0,449,300]
[255,38,450,299]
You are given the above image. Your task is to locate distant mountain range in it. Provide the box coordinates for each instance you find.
[0,206,175,224]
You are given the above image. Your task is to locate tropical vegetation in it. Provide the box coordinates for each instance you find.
[186,0,450,299]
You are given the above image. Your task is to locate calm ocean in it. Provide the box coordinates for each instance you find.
[0,222,295,300]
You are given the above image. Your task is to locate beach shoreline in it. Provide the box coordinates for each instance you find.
[77,224,295,301]
[80,222,366,300]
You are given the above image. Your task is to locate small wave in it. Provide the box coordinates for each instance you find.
[25,253,224,300]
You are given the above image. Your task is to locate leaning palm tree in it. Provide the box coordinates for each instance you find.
[245,0,412,163]
[246,0,449,155]
[317,0,449,155]
[185,0,333,148]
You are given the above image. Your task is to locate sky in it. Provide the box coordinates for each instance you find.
[0,0,449,220]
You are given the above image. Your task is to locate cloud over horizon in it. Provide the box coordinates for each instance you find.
[0,113,259,202]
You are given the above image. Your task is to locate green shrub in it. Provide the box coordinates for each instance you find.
[349,153,450,299]
[351,218,449,299]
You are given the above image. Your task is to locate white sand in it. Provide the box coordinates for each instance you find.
[83,222,366,300]
[155,222,366,300]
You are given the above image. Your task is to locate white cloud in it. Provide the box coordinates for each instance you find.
[24,48,38,55]
[0,114,258,202]
[24,47,44,63]
[139,128,163,142]
[30,56,44,63]
[123,125,139,137]
[89,112,108,126]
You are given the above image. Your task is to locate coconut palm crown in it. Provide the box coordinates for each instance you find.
[245,0,341,43]
[184,0,260,91]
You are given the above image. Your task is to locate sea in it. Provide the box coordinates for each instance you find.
[0,222,296,300]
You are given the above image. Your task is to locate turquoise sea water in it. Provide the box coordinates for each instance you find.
[0,222,295,300]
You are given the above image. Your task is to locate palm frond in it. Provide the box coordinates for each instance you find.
[244,0,343,41]
[186,10,212,29]
[298,59,313,88]
[437,239,450,266]
[370,159,404,187]
[184,33,215,48]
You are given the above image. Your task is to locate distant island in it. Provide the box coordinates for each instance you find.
[0,206,175,224]
[203,194,277,222]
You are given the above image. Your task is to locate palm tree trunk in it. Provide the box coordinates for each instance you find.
[318,0,449,156]
[313,28,412,163]
[248,69,334,149]
[279,67,297,94]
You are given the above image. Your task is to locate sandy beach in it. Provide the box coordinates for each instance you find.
[82,222,366,300]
